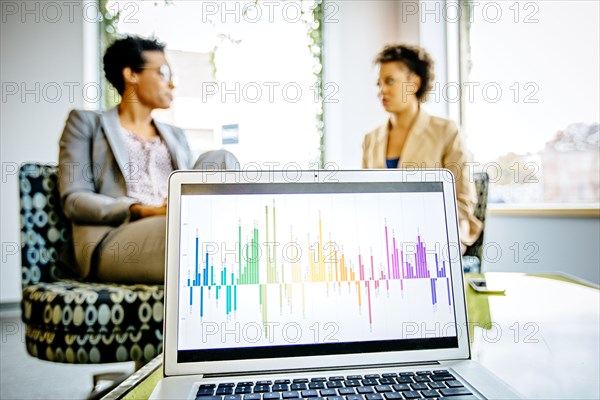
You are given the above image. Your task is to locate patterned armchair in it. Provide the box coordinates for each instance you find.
[462,172,490,273]
[19,163,163,364]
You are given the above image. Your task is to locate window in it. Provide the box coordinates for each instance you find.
[460,0,599,204]
[102,0,323,167]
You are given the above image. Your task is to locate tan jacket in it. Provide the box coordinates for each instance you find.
[362,109,482,253]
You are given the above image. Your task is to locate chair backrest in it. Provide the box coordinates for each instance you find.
[464,172,489,261]
[19,163,73,287]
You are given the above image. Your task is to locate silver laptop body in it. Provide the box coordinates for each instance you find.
[151,169,520,399]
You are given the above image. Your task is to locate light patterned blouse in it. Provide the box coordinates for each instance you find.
[122,128,174,207]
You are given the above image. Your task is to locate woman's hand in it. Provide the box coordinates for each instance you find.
[129,203,167,221]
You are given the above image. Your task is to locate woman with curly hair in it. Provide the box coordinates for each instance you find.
[362,44,481,254]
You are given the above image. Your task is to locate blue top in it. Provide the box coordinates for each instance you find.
[386,157,400,169]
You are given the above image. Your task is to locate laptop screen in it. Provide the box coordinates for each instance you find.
[176,181,460,363]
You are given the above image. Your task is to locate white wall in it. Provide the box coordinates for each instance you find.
[482,214,600,285]
[323,0,400,168]
[0,0,98,302]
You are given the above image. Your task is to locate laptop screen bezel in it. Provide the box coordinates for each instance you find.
[163,169,471,377]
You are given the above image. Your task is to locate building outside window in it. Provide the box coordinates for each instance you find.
[459,0,599,204]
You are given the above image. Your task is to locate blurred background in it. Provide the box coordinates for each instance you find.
[1,0,598,304]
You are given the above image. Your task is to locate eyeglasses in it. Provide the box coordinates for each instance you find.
[140,64,174,83]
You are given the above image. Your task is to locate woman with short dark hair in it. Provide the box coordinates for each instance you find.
[59,35,238,283]
[362,44,481,254]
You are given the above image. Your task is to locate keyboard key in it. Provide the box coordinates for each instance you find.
[224,396,242,400]
[264,394,281,400]
[365,394,384,400]
[257,381,273,386]
[245,395,262,400]
[392,384,410,392]
[196,396,221,400]
[329,376,345,381]
[409,383,428,391]
[320,389,337,396]
[379,378,396,385]
[276,380,291,385]
[216,388,234,395]
[362,379,379,386]
[401,391,421,399]
[446,380,464,388]
[357,387,374,394]
[325,397,344,400]
[301,390,319,398]
[399,372,415,377]
[282,391,300,399]
[309,383,325,390]
[421,390,439,398]
[413,377,431,383]
[382,373,398,378]
[384,393,403,399]
[396,377,413,384]
[347,375,362,380]
[273,385,289,392]
[217,383,235,389]
[294,379,309,384]
[365,374,381,379]
[255,386,271,393]
[339,388,356,395]
[291,384,307,391]
[326,382,342,389]
[238,382,254,387]
[311,378,327,382]
[440,388,473,396]
[345,380,361,387]
[200,384,217,389]
[197,388,216,396]
[347,395,363,400]
[375,385,393,393]
[235,387,252,394]
[433,370,448,375]
[430,375,453,382]
[428,382,446,389]
[416,371,431,376]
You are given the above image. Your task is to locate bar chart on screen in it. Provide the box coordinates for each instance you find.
[177,191,458,349]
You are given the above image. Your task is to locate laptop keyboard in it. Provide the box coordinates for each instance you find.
[195,370,476,400]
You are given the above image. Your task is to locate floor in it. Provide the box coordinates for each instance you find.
[0,304,134,400]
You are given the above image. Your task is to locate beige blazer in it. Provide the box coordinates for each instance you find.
[58,107,192,278]
[362,109,482,253]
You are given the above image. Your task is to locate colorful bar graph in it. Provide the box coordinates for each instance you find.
[186,203,453,333]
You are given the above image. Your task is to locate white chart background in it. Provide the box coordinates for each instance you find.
[177,191,458,350]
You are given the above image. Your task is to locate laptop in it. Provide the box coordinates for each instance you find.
[151,169,520,399]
